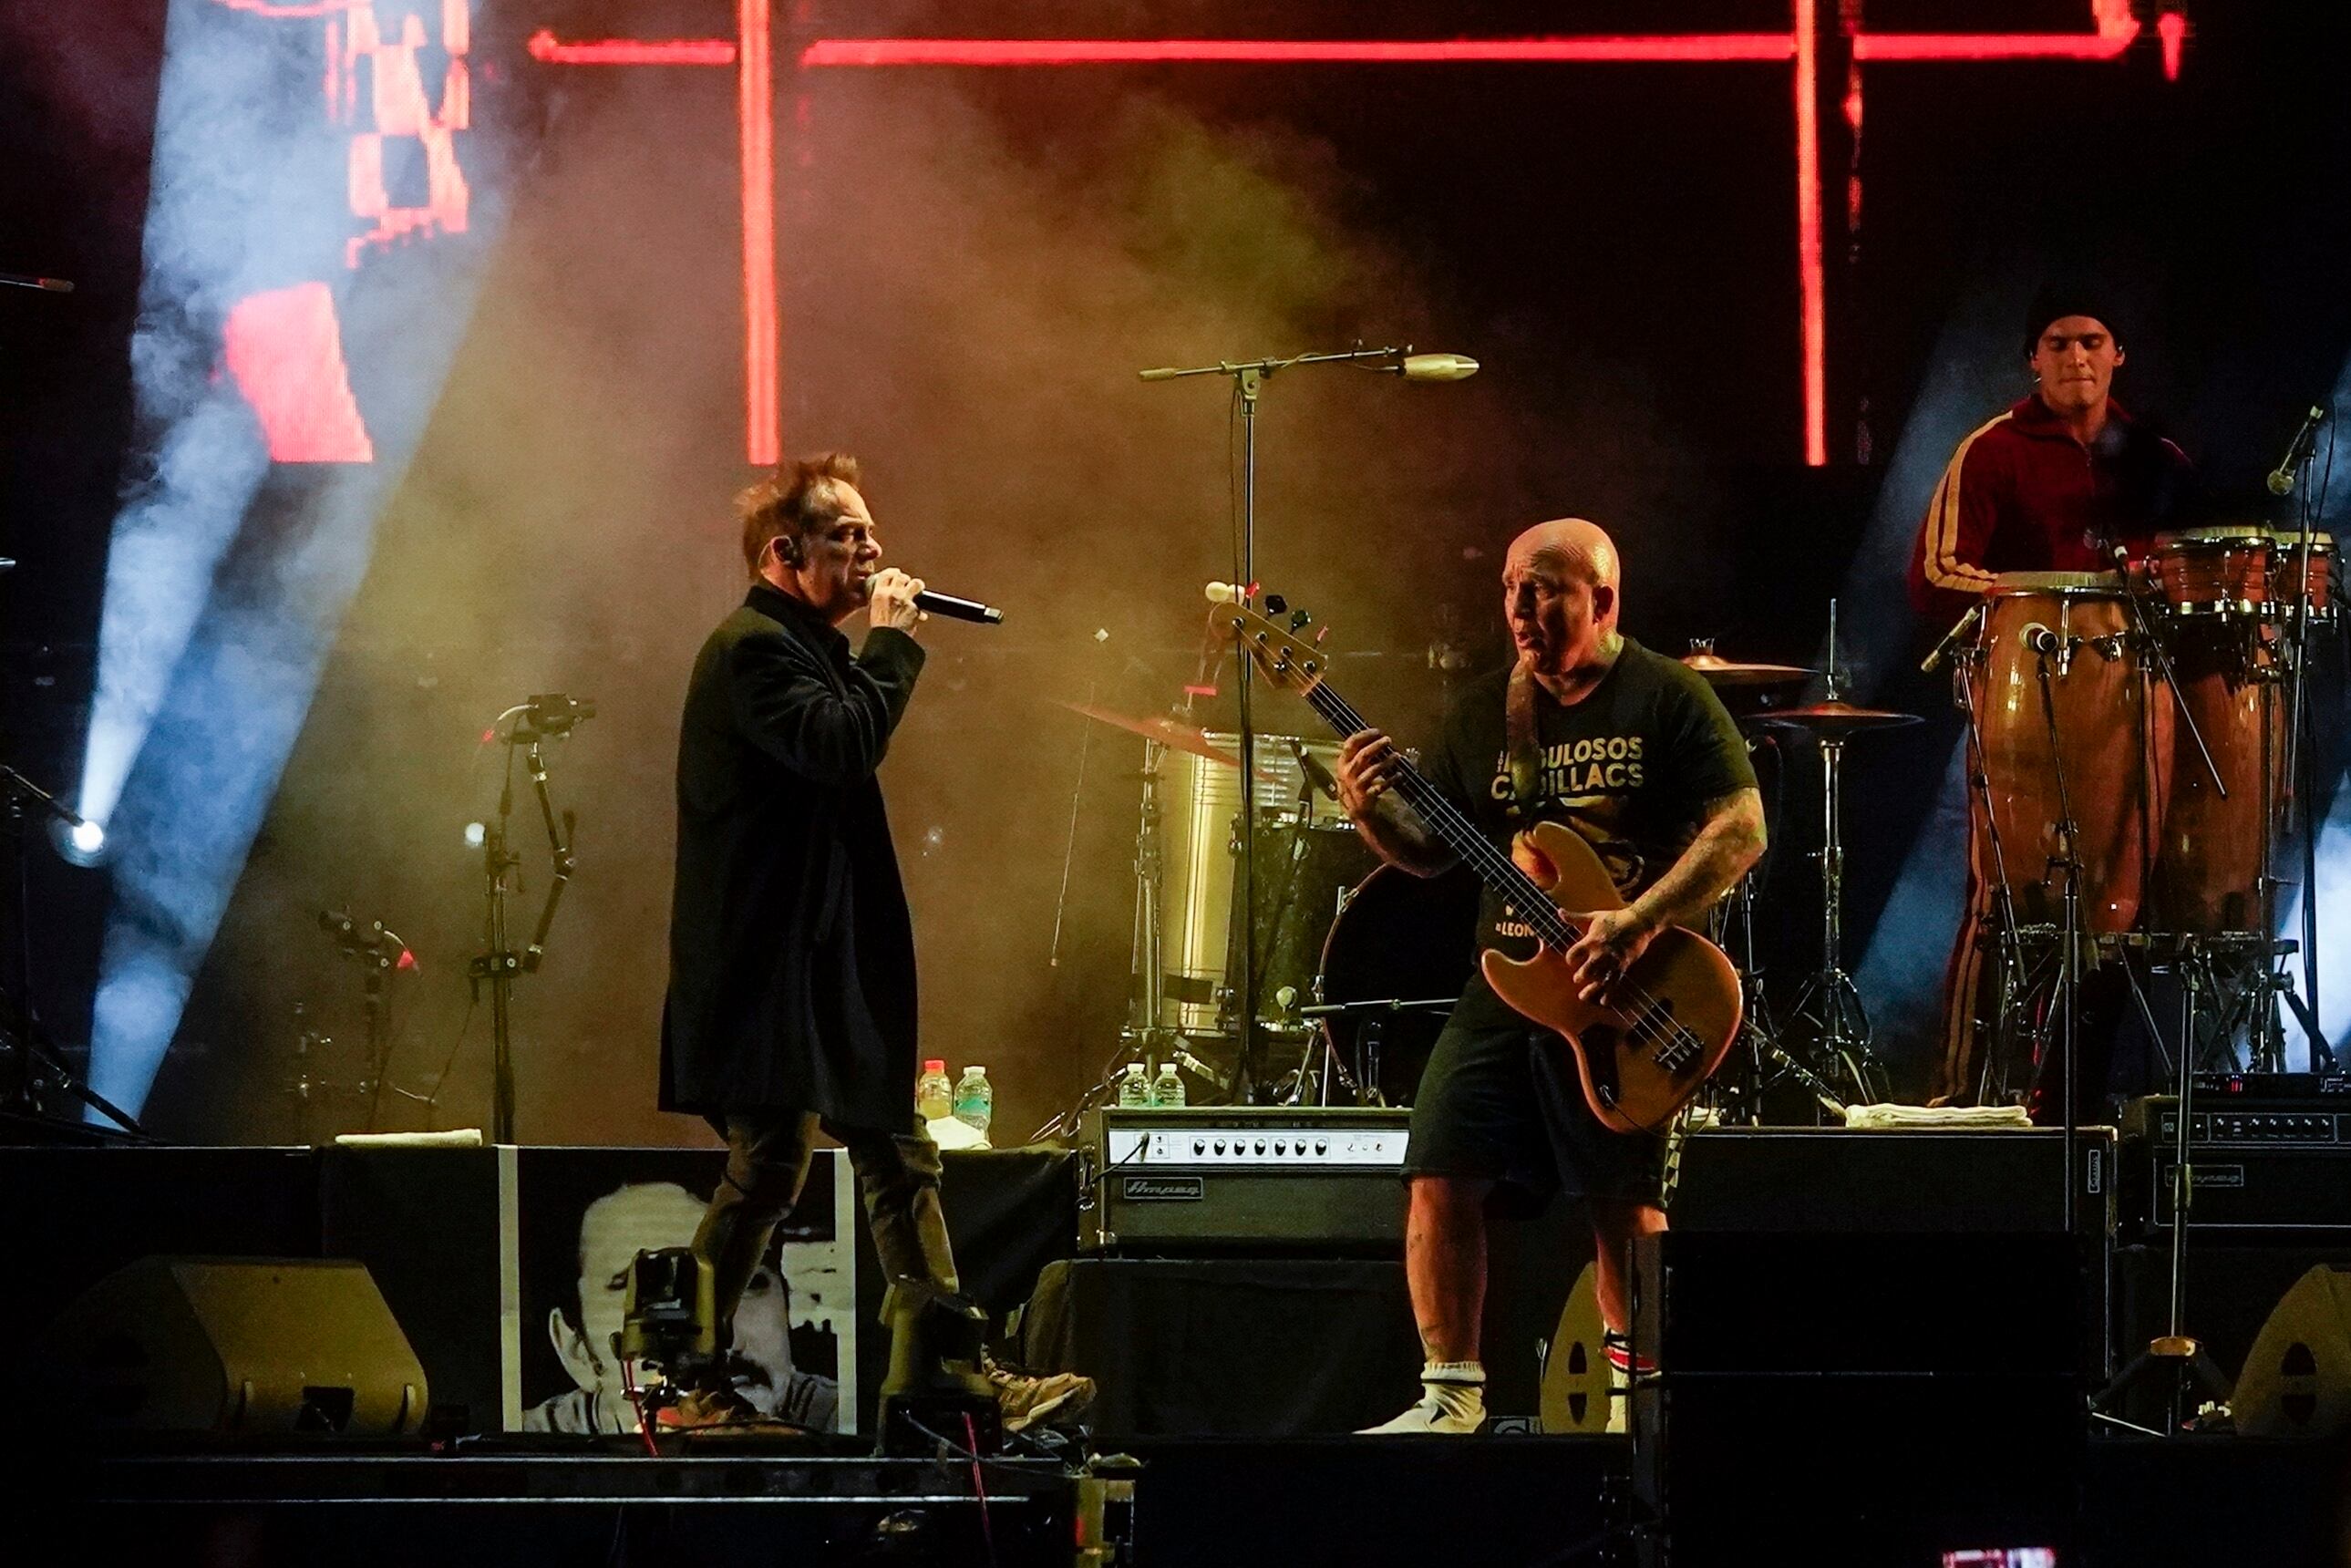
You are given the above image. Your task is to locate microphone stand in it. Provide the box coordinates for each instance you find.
[2275,445,2335,1072]
[2029,640,2084,1243]
[467,712,583,1143]
[1139,344,1428,1102]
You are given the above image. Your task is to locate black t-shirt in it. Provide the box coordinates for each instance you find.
[1421,637,1757,1026]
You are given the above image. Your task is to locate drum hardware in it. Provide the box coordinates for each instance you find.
[1759,601,1913,1109]
[1037,722,1197,1141]
[1703,748,1845,1126]
[1295,995,1455,1107]
[1678,640,1816,688]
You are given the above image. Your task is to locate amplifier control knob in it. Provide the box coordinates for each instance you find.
[1254,1140,1267,1154]
[1273,1140,1286,1154]
[1214,1140,1226,1154]
[1194,1140,1206,1155]
[1315,1140,1328,1154]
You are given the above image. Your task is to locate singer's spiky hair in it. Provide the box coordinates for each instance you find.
[738,452,862,579]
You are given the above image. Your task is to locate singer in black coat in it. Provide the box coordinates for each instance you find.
[659,581,925,1130]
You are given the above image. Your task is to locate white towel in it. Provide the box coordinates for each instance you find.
[333,1128,486,1148]
[1840,1102,2034,1130]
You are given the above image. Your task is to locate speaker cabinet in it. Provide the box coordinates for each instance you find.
[39,1256,428,1438]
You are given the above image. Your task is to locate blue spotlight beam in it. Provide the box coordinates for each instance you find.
[84,0,504,1120]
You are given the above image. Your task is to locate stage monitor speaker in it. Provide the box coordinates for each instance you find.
[38,1256,428,1439]
[1539,1263,1609,1435]
[2232,1264,2351,1439]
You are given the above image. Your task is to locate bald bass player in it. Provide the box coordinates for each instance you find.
[1335,518,1766,1434]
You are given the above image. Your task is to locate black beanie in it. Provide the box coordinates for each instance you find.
[2024,284,2119,355]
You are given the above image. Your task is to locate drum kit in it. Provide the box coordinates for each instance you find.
[1042,605,1928,1121]
[1039,521,2336,1124]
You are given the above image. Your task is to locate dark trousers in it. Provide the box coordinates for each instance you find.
[693,1109,959,1342]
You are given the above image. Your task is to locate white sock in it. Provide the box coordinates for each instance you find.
[1421,1360,1486,1424]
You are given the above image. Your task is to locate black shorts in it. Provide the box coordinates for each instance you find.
[1401,1017,1667,1212]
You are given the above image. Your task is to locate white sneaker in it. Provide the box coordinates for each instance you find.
[1357,1396,1484,1435]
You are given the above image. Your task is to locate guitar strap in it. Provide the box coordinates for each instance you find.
[1503,655,1544,827]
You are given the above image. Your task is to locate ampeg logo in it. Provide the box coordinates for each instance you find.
[1123,1175,1205,1202]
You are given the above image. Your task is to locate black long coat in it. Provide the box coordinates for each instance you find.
[659,583,925,1129]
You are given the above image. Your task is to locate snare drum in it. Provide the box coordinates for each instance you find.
[2151,526,2274,619]
[1970,573,2171,933]
[2262,529,2336,623]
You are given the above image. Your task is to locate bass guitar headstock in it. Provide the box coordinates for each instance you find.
[1206,589,1334,696]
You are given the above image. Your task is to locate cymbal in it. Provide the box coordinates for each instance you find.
[1755,699,1923,734]
[1060,701,1239,765]
[1060,702,1291,784]
[1679,648,1817,687]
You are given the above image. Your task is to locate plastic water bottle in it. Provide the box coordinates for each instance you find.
[1153,1062,1186,1109]
[1118,1063,1152,1108]
[916,1058,954,1121]
[953,1066,994,1142]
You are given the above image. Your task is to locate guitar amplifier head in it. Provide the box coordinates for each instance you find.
[1076,1107,1411,1253]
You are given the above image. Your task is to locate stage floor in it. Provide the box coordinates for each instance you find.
[36,1429,2351,1568]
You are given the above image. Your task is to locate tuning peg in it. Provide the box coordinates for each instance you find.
[1289,609,1312,632]
[1263,593,1287,615]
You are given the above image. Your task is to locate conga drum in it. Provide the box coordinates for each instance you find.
[2150,638,2279,934]
[2151,526,2274,620]
[1970,573,2171,933]
[2263,529,2336,624]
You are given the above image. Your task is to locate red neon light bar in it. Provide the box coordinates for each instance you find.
[525,29,735,67]
[799,36,1799,68]
[737,0,779,466]
[1792,0,1827,469]
[1851,26,2136,62]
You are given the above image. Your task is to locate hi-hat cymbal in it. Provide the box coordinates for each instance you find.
[1680,647,1817,687]
[1756,699,1923,735]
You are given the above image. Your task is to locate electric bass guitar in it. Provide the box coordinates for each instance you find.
[1218,594,1742,1134]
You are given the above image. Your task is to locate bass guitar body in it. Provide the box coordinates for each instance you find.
[1479,820,1743,1136]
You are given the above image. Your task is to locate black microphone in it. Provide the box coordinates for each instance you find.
[913,590,1005,625]
[2267,404,2329,497]
[522,693,595,734]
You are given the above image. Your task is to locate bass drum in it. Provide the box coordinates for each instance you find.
[1316,863,1482,1105]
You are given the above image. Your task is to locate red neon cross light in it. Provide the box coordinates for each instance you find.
[535,4,2186,469]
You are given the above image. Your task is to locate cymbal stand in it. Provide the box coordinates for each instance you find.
[1034,736,1210,1140]
[1781,608,1890,1106]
